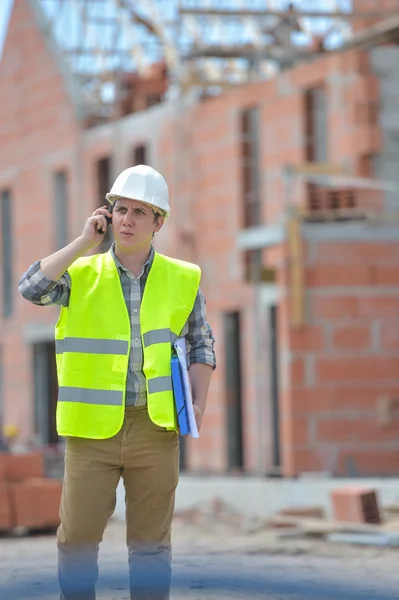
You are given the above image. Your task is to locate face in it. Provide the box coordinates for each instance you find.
[112,198,164,252]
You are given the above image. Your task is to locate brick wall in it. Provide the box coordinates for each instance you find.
[284,229,399,476]
[0,0,82,438]
[1,0,398,476]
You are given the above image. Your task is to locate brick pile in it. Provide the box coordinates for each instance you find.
[0,453,62,532]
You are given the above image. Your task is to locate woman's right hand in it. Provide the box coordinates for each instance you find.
[81,206,113,249]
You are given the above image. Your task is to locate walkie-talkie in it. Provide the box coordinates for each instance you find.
[98,204,113,235]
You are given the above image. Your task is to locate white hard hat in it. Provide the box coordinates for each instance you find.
[106,165,170,220]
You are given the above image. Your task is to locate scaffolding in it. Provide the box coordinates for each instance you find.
[31,0,399,121]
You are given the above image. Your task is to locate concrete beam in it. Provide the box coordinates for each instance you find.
[237,224,285,250]
[24,322,57,344]
[302,221,399,242]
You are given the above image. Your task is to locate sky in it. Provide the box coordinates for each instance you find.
[0,0,13,58]
[0,0,352,64]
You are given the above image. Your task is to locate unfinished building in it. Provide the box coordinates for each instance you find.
[1,0,399,476]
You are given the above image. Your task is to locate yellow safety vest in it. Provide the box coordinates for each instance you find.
[55,250,201,439]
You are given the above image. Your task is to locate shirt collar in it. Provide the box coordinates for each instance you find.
[110,242,155,276]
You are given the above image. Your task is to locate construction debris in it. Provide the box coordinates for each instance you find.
[269,508,399,548]
[269,515,385,536]
[174,494,399,550]
[278,507,325,519]
[327,532,399,547]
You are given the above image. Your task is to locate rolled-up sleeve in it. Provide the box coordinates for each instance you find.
[18,261,71,307]
[184,287,216,369]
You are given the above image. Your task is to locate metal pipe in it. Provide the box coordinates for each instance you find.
[178,9,398,20]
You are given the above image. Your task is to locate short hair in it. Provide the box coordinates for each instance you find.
[152,208,166,219]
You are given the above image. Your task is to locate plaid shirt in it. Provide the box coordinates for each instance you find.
[18,244,216,406]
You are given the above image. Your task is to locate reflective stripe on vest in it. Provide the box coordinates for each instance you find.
[57,331,175,406]
[58,375,173,405]
[55,332,173,355]
[55,249,201,439]
[147,376,173,394]
[58,387,123,406]
[56,337,128,355]
[143,329,178,348]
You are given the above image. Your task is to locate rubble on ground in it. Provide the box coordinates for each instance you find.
[173,491,399,553]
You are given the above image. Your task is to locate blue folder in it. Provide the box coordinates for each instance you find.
[171,354,190,436]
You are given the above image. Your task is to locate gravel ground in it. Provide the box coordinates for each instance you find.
[1,516,399,599]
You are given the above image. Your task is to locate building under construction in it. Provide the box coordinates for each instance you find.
[1,0,399,477]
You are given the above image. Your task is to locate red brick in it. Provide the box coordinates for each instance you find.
[374,266,399,286]
[287,449,324,476]
[316,357,399,382]
[291,387,389,415]
[337,449,399,475]
[29,478,62,527]
[291,418,310,446]
[359,296,399,318]
[290,326,325,352]
[6,454,45,483]
[380,320,399,350]
[291,357,306,386]
[11,478,62,529]
[312,296,360,319]
[312,295,399,320]
[10,484,38,528]
[0,485,14,530]
[306,264,373,287]
[0,455,7,483]
[291,389,333,414]
[317,420,358,443]
[332,325,371,349]
[316,418,399,444]
[330,487,381,524]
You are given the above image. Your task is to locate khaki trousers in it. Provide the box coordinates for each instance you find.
[57,406,180,600]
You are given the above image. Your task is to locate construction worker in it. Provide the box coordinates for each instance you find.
[0,423,15,452]
[3,423,19,444]
[0,423,27,453]
[18,164,216,600]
